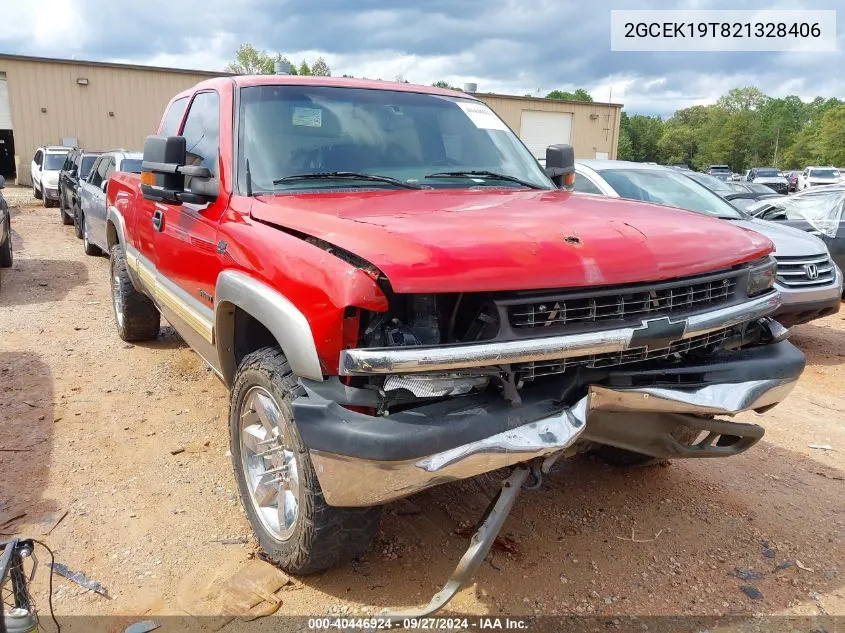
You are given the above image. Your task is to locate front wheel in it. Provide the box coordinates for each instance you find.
[33,183,42,200]
[109,243,160,341]
[229,348,380,574]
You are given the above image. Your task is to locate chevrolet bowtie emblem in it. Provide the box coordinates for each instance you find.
[629,317,688,352]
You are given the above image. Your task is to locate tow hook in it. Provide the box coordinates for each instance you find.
[383,464,534,623]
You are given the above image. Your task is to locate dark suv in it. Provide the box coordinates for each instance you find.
[58,149,101,230]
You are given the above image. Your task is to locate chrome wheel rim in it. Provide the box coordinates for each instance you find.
[112,259,124,328]
[82,216,89,250]
[239,386,300,541]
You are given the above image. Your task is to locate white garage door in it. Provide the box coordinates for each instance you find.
[519,110,573,160]
[0,73,11,129]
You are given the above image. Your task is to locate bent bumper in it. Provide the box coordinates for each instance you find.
[302,341,804,507]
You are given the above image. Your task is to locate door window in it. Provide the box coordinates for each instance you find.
[181,91,220,187]
[89,157,111,187]
[34,150,43,166]
[160,96,189,136]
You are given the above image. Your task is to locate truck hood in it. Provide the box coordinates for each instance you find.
[731,218,828,258]
[251,189,773,293]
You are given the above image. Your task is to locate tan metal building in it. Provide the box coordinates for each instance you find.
[0,54,222,185]
[476,93,623,161]
[0,53,622,184]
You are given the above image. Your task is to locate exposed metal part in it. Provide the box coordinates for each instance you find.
[338,291,781,376]
[383,466,528,622]
[383,373,490,398]
[758,316,790,343]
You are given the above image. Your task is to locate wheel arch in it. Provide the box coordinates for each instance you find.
[105,205,125,250]
[214,270,323,386]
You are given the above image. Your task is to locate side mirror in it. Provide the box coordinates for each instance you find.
[544,144,575,188]
[0,175,5,189]
[140,135,217,205]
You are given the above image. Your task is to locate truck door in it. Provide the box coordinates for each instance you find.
[151,90,224,367]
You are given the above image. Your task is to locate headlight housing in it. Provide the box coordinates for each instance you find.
[747,256,777,296]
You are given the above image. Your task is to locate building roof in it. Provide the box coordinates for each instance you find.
[475,92,623,108]
[0,53,230,77]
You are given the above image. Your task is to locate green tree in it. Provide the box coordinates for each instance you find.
[657,125,698,166]
[616,125,634,161]
[298,60,312,76]
[226,44,295,75]
[432,80,461,90]
[818,105,845,166]
[545,88,593,102]
[311,57,331,76]
[716,87,767,113]
[624,114,664,163]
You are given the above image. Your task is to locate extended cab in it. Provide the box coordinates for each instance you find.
[105,76,803,584]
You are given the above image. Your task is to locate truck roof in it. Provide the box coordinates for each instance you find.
[174,75,477,101]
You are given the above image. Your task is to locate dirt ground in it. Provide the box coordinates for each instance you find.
[2,190,843,624]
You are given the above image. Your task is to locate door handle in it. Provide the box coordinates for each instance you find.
[152,209,164,232]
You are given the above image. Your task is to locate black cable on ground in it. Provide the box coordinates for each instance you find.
[31,539,60,633]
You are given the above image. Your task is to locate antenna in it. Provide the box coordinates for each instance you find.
[602,86,613,141]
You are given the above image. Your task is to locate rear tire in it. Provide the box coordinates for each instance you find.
[595,425,703,467]
[109,243,160,341]
[82,213,102,256]
[73,203,84,239]
[0,215,12,268]
[229,347,380,574]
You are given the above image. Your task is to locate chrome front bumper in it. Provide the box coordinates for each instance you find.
[338,292,781,376]
[310,377,796,507]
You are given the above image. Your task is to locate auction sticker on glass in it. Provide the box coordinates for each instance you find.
[610,10,836,52]
[292,107,322,127]
[456,101,509,131]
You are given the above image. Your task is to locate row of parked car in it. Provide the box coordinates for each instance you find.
[706,164,844,194]
[30,145,142,255]
[573,159,844,327]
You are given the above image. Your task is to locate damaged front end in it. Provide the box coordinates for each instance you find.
[296,259,804,507]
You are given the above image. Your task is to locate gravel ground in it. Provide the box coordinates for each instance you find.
[1,190,843,623]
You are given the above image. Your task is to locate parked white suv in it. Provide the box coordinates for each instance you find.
[31,146,72,207]
[798,166,841,190]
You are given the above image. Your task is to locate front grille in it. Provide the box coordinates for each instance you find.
[775,254,836,288]
[516,327,733,381]
[508,273,739,329]
[761,182,787,194]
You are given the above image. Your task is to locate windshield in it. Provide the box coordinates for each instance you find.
[597,168,745,220]
[80,156,98,178]
[754,168,780,178]
[238,85,552,193]
[45,153,68,170]
[684,171,733,194]
[809,168,840,179]
[120,159,142,174]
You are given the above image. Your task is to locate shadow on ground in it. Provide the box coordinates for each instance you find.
[0,352,59,538]
[0,258,88,308]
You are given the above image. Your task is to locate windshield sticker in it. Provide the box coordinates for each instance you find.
[456,101,508,131]
[292,107,322,128]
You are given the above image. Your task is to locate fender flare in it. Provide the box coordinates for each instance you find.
[105,205,126,249]
[214,270,323,384]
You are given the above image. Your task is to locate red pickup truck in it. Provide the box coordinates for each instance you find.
[105,75,802,603]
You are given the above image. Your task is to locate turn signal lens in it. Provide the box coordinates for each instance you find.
[563,172,576,188]
[140,171,156,186]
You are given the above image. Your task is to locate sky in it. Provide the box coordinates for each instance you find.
[3,0,843,116]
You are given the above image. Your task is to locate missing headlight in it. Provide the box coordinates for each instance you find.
[383,374,491,398]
